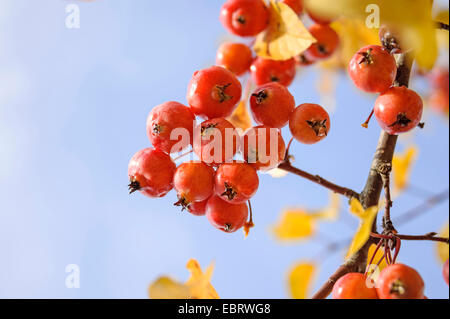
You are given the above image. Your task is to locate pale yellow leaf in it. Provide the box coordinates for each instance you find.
[148,277,191,299]
[312,192,340,221]
[304,0,438,69]
[288,262,316,299]
[436,222,449,264]
[227,100,252,131]
[254,0,316,61]
[346,199,378,258]
[149,259,219,299]
[272,209,316,241]
[392,146,418,192]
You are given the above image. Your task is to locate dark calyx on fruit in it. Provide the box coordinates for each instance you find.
[221,182,238,201]
[128,179,141,194]
[213,83,233,102]
[252,89,268,104]
[388,113,412,128]
[174,196,190,211]
[358,48,374,65]
[307,119,328,137]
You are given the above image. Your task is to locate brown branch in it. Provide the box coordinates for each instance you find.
[378,163,396,234]
[311,49,415,299]
[278,161,360,200]
[396,233,449,244]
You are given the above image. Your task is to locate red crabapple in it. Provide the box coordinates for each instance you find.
[193,117,239,166]
[281,0,303,15]
[173,161,215,209]
[128,148,176,198]
[187,66,242,120]
[348,45,397,93]
[206,195,249,233]
[146,101,196,154]
[289,103,330,144]
[214,161,259,204]
[187,197,209,216]
[250,57,297,87]
[374,86,423,135]
[303,24,339,61]
[444,259,449,286]
[216,42,253,76]
[241,125,286,171]
[377,264,425,299]
[332,273,379,299]
[250,82,295,129]
[220,0,269,37]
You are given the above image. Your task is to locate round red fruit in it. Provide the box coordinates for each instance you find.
[303,24,339,61]
[193,118,239,166]
[377,264,425,299]
[128,148,176,198]
[250,82,295,128]
[216,42,253,76]
[281,0,303,15]
[173,161,215,209]
[206,195,249,233]
[187,197,209,216]
[348,45,397,93]
[241,125,286,171]
[250,57,297,87]
[444,259,449,286]
[289,103,330,144]
[332,273,378,299]
[374,86,423,135]
[146,101,196,154]
[214,161,259,204]
[220,0,269,37]
[187,66,242,119]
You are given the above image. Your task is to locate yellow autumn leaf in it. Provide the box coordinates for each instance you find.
[320,18,380,70]
[311,192,340,221]
[392,146,418,193]
[367,244,388,271]
[346,198,378,258]
[227,100,252,132]
[304,0,438,69]
[436,222,449,264]
[148,259,219,299]
[288,262,316,299]
[435,10,449,49]
[272,209,316,241]
[254,0,316,61]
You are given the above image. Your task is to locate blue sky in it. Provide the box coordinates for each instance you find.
[0,0,448,298]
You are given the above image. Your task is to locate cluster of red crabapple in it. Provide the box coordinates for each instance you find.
[128,0,338,234]
[128,0,448,297]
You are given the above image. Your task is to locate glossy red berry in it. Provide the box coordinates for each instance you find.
[206,195,248,233]
[348,45,397,93]
[281,0,303,15]
[444,259,449,286]
[173,161,215,209]
[216,42,253,76]
[303,24,339,61]
[220,0,269,37]
[377,264,425,299]
[332,273,379,299]
[374,86,423,135]
[214,161,259,204]
[128,148,176,198]
[241,125,286,171]
[250,57,297,87]
[187,66,242,120]
[250,82,295,128]
[289,103,330,144]
[146,101,196,154]
[187,197,209,216]
[193,117,239,166]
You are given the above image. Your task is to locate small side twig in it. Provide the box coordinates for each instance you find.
[396,233,449,244]
[378,162,396,234]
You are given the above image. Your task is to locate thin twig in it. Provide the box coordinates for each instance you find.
[278,161,360,200]
[396,233,449,244]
